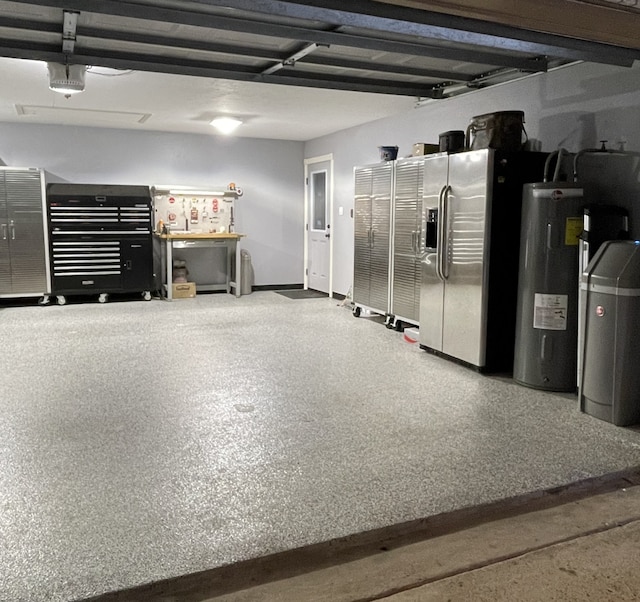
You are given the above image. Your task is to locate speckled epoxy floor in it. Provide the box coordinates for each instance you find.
[1,292,640,602]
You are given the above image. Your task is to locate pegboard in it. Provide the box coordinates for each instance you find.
[151,184,242,234]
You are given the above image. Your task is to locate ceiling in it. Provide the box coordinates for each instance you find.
[0,0,639,141]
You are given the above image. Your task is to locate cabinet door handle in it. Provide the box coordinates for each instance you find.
[9,220,15,240]
[1,224,6,240]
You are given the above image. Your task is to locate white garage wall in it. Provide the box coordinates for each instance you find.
[304,61,640,296]
[0,123,305,287]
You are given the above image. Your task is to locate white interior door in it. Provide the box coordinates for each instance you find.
[305,156,333,294]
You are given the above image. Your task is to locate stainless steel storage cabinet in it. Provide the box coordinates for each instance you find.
[0,167,50,300]
[353,162,393,317]
[390,156,425,326]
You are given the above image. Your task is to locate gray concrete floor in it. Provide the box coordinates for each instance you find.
[206,482,640,602]
[1,292,640,601]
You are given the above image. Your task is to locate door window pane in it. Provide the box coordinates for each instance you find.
[311,171,326,231]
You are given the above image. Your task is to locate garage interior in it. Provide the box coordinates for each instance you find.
[2,1,640,601]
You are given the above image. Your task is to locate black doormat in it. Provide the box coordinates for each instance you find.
[275,289,328,299]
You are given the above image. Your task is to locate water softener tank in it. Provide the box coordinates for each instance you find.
[580,240,640,426]
[513,183,584,391]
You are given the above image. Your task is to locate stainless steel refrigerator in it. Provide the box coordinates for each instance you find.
[419,149,547,371]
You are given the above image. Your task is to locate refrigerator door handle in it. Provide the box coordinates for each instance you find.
[371,229,375,247]
[367,227,371,248]
[440,185,452,280]
[411,230,416,254]
[436,185,446,281]
[9,219,15,240]
[1,223,6,240]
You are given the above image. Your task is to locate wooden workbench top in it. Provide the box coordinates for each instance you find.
[156,232,245,239]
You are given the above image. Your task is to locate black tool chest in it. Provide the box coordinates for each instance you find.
[46,184,154,304]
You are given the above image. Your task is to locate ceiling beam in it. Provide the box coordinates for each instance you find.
[186,0,640,66]
[7,0,547,71]
[0,40,440,96]
[89,30,474,82]
[257,70,440,96]
[299,56,475,82]
[0,15,285,62]
[0,16,472,83]
[79,25,285,62]
[0,15,59,34]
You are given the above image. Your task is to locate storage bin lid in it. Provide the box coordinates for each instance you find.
[584,240,640,292]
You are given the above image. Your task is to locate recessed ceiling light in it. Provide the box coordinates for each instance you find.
[210,116,243,135]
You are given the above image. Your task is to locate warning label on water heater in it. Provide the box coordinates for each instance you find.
[565,217,583,246]
[533,293,568,330]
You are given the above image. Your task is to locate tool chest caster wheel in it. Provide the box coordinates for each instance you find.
[98,293,108,304]
[38,295,50,306]
[57,296,66,306]
[142,291,152,301]
[352,306,361,317]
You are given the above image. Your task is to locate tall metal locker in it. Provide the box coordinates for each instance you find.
[0,167,50,300]
[390,156,425,326]
[353,162,393,317]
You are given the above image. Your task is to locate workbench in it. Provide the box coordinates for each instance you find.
[157,232,245,300]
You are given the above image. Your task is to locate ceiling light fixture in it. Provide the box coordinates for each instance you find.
[47,62,86,95]
[210,116,243,135]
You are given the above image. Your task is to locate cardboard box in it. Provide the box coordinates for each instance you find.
[412,143,440,156]
[172,282,196,299]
